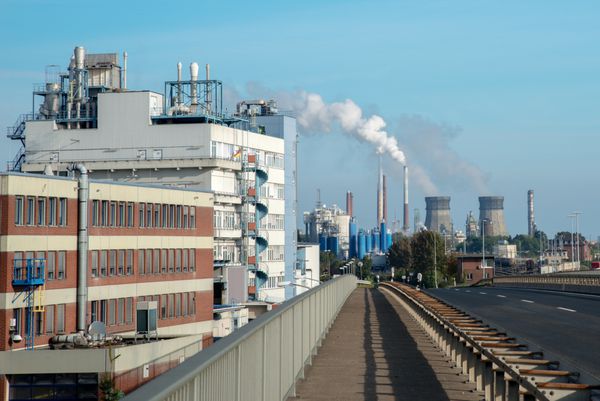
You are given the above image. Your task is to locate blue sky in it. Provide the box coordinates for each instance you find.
[1,0,599,239]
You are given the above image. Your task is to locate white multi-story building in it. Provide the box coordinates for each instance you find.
[9,47,297,304]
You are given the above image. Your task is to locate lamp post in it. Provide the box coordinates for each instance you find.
[481,219,492,269]
[568,214,575,266]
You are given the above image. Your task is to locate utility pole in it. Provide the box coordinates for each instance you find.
[573,211,582,265]
[433,232,438,288]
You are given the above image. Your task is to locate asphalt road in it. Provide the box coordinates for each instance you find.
[426,286,600,383]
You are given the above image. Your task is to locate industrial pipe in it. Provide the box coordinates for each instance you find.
[72,164,89,332]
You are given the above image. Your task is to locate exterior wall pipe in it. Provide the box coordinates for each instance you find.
[72,164,89,332]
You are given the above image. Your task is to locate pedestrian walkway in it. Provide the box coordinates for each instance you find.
[289,287,484,401]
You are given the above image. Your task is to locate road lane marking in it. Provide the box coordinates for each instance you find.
[557,307,576,313]
[497,295,506,298]
[466,290,471,293]
[479,292,487,295]
[521,299,534,303]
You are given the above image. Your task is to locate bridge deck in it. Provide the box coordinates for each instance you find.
[290,287,483,401]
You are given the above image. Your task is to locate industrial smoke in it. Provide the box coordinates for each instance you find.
[294,92,406,166]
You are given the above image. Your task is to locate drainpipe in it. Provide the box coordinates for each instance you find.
[72,164,89,332]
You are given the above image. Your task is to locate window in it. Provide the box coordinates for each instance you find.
[153,249,160,274]
[127,203,134,227]
[57,251,65,280]
[91,301,97,323]
[37,198,46,226]
[118,298,124,324]
[139,203,145,228]
[35,309,43,335]
[138,250,145,275]
[13,309,22,336]
[14,252,23,280]
[15,196,24,225]
[109,201,116,227]
[175,293,181,317]
[100,250,107,277]
[101,200,108,226]
[162,204,168,227]
[45,305,54,334]
[109,250,116,276]
[168,249,174,273]
[183,206,189,229]
[47,251,56,280]
[100,300,107,323]
[175,249,181,273]
[118,250,125,275]
[26,196,35,225]
[182,293,188,316]
[168,294,174,318]
[91,251,98,277]
[126,250,133,275]
[169,205,175,228]
[92,200,99,226]
[176,205,182,228]
[183,249,188,272]
[154,204,160,228]
[56,304,65,333]
[59,198,67,226]
[108,299,116,325]
[146,204,152,228]
[48,197,57,226]
[190,207,196,228]
[145,249,152,275]
[125,298,133,324]
[189,250,195,272]
[189,293,195,315]
[118,202,125,227]
[160,295,167,319]
[161,250,167,273]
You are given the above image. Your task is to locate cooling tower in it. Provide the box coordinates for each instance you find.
[479,196,508,237]
[424,196,452,234]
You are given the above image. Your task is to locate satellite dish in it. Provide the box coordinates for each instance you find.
[88,321,107,340]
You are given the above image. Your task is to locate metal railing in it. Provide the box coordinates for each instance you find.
[123,275,357,401]
[380,283,600,401]
[494,273,600,295]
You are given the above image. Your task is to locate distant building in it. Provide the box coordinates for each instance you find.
[465,211,478,238]
[457,254,495,284]
[303,204,350,258]
[493,241,517,259]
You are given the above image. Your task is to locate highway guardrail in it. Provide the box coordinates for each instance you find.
[494,274,600,295]
[380,282,600,401]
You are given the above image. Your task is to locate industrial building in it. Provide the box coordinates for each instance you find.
[424,196,453,234]
[303,204,350,258]
[0,172,214,397]
[7,46,298,304]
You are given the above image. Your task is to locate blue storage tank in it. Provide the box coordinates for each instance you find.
[371,231,379,252]
[349,221,357,258]
[327,236,339,257]
[365,232,372,253]
[380,222,387,251]
[319,234,327,252]
[386,232,393,252]
[358,231,366,259]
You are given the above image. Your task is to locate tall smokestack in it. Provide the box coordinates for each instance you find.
[527,190,535,236]
[403,165,409,233]
[383,174,388,223]
[346,191,353,217]
[377,155,383,225]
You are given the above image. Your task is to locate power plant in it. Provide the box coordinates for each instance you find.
[424,196,452,234]
[479,196,508,237]
[528,189,536,236]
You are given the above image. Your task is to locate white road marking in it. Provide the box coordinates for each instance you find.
[466,290,471,293]
[521,299,534,303]
[497,295,506,298]
[479,292,487,295]
[557,307,576,313]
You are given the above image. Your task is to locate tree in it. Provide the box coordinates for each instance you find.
[411,231,446,288]
[387,236,412,270]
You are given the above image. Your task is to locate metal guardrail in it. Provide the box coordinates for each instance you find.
[380,283,600,401]
[494,274,600,295]
[123,275,357,401]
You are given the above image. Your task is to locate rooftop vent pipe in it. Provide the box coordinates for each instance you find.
[190,62,199,108]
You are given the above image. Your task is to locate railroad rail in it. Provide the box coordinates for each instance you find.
[380,282,600,401]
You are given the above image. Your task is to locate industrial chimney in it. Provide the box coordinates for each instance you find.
[403,165,409,233]
[346,191,354,217]
[376,156,383,225]
[479,196,508,237]
[425,196,452,234]
[383,174,388,223]
[527,190,535,236]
